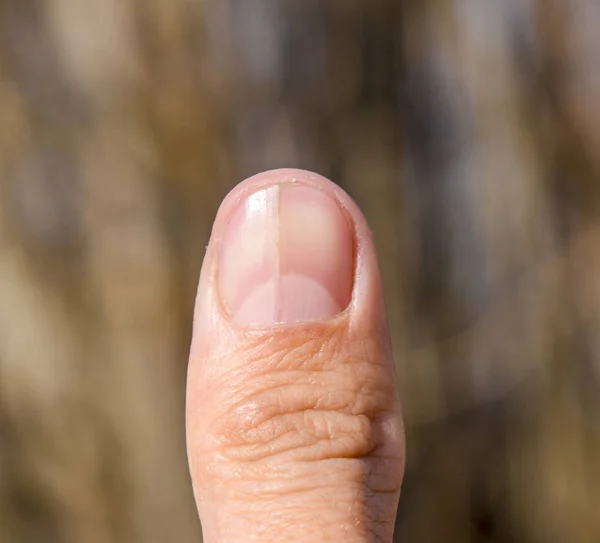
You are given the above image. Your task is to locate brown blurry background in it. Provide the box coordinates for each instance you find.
[1,1,599,541]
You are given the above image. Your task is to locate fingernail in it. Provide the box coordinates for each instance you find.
[218,184,354,325]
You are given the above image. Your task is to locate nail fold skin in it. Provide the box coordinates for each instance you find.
[218,183,354,326]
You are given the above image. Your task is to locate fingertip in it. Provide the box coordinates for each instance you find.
[199,169,384,333]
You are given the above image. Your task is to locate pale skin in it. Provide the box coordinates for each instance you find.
[186,169,405,542]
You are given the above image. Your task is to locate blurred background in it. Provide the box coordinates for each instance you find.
[1,0,599,541]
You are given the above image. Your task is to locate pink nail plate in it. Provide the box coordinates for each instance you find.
[218,184,354,326]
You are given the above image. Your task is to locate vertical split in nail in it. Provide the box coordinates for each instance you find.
[218,183,354,326]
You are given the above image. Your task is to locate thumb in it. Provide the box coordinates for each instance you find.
[186,169,405,543]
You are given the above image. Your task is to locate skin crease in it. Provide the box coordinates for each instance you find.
[186,169,405,543]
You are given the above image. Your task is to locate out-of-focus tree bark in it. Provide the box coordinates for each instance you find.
[0,0,599,541]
